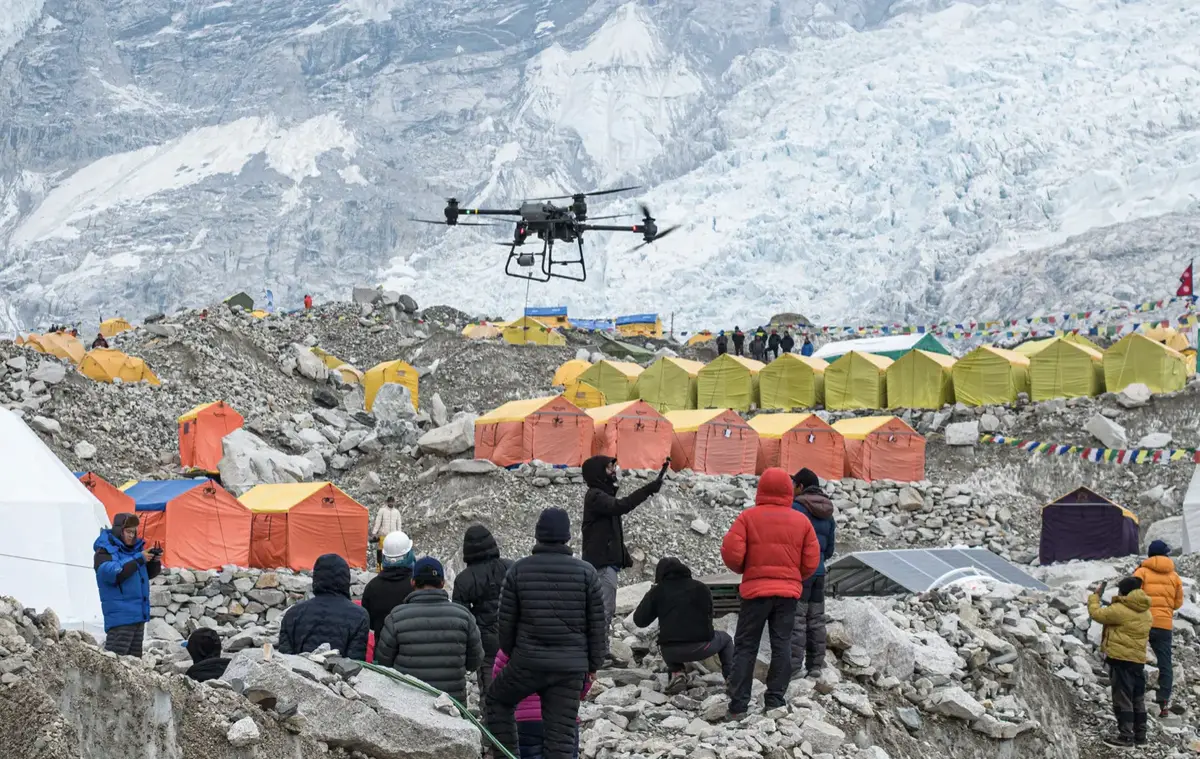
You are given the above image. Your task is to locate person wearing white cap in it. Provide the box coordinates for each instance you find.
[361,530,415,636]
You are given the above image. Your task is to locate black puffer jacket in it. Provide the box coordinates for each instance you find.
[451,525,512,658]
[499,543,606,673]
[633,557,714,645]
[278,554,370,660]
[581,456,661,570]
[374,588,483,702]
[362,565,414,636]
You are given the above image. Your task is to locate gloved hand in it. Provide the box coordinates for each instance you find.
[646,478,664,495]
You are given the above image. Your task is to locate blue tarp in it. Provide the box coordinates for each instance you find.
[572,319,615,331]
[616,313,658,326]
[125,479,208,512]
[525,306,568,317]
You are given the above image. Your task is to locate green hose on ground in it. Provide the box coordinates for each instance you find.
[360,661,518,759]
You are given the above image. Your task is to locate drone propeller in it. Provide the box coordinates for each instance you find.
[410,217,504,227]
[629,225,680,251]
[529,185,642,201]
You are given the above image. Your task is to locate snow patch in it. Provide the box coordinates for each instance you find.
[342,0,406,24]
[338,165,368,185]
[12,114,357,246]
[0,0,44,62]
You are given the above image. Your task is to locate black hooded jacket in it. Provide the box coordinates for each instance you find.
[632,558,714,645]
[780,334,795,353]
[184,628,229,682]
[451,525,513,658]
[278,554,370,660]
[362,565,414,636]
[580,456,661,570]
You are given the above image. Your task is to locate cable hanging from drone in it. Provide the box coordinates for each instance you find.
[409,185,678,283]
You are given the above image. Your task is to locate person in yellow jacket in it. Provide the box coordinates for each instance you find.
[1088,577,1153,747]
[1133,540,1185,716]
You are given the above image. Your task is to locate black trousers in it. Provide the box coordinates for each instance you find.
[104,622,145,658]
[1108,658,1146,738]
[661,631,734,679]
[790,576,827,673]
[728,596,796,713]
[1149,628,1173,705]
[487,663,586,759]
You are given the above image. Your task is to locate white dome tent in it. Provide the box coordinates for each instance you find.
[0,408,109,639]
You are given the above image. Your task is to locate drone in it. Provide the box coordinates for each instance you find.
[410,185,678,282]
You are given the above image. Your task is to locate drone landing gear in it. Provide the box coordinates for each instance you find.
[504,238,587,283]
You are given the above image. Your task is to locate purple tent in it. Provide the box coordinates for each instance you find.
[1039,487,1139,565]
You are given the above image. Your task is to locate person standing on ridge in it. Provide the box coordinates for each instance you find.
[94,513,161,657]
[372,497,404,567]
[789,468,836,677]
[780,331,795,355]
[800,336,815,357]
[732,327,745,356]
[486,508,606,759]
[715,331,728,356]
[720,468,820,719]
[304,294,313,310]
[278,554,370,660]
[453,525,513,705]
[1133,540,1184,716]
[1089,577,1153,747]
[91,333,109,349]
[767,329,781,361]
[581,456,666,659]
[361,531,415,637]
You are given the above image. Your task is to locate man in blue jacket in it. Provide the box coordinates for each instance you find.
[93,513,161,657]
[789,468,835,677]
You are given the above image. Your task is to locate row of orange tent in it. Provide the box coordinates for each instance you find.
[77,474,367,571]
[473,396,925,482]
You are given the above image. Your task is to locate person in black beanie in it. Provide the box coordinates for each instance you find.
[487,508,606,759]
[790,467,836,677]
[184,628,230,682]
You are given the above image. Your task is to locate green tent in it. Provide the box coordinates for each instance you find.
[597,334,655,361]
[696,354,764,411]
[636,357,705,412]
[758,354,828,410]
[224,292,254,312]
[814,333,948,362]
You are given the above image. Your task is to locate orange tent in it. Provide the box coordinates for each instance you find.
[748,413,845,480]
[76,472,134,524]
[178,401,244,473]
[586,400,673,470]
[831,416,925,483]
[663,409,758,475]
[25,332,85,364]
[122,479,252,569]
[238,483,369,571]
[474,396,594,467]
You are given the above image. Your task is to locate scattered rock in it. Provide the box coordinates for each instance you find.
[226,717,262,747]
[1085,413,1127,449]
[944,421,978,446]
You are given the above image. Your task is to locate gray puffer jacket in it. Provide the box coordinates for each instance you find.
[374,588,483,702]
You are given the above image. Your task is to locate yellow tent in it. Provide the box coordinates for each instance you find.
[686,331,715,346]
[577,361,643,404]
[825,352,892,410]
[462,323,502,340]
[1063,332,1103,352]
[552,359,592,387]
[1142,327,1195,375]
[26,332,86,364]
[758,353,828,410]
[1029,338,1105,401]
[562,381,606,409]
[99,318,133,337]
[1104,334,1187,394]
[364,360,419,411]
[616,316,663,338]
[502,316,566,345]
[696,354,764,411]
[635,357,705,412]
[886,350,956,409]
[78,349,161,385]
[1011,339,1053,357]
[309,348,362,385]
[952,346,1030,406]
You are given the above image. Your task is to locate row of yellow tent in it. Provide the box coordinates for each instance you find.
[463,314,665,346]
[552,332,1192,412]
[18,332,161,385]
[308,347,420,411]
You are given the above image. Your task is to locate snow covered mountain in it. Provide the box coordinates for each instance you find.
[2,0,1200,333]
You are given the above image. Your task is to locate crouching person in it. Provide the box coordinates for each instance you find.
[633,557,733,694]
[375,557,483,705]
[493,649,593,758]
[1089,577,1153,747]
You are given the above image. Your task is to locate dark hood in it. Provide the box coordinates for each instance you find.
[655,557,692,583]
[378,565,413,583]
[462,525,500,565]
[583,455,617,493]
[187,628,223,663]
[313,554,351,597]
[185,657,231,683]
[795,488,834,520]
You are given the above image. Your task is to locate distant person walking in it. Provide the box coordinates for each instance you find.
[767,330,781,361]
[715,331,728,356]
[732,327,745,357]
[304,294,314,310]
[453,525,513,704]
[789,468,836,677]
[1133,541,1184,716]
[94,513,161,657]
[720,468,820,719]
[800,337,814,357]
[372,497,403,566]
[361,531,415,636]
[485,508,606,759]
[1089,577,1153,747]
[780,332,795,355]
[278,554,370,660]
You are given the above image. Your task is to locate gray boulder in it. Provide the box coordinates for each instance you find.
[29,362,67,384]
[418,413,478,457]
[292,345,329,382]
[398,294,419,314]
[352,286,382,306]
[828,600,914,680]
[1085,413,1127,449]
[929,686,985,721]
[219,429,315,495]
[1116,383,1152,408]
[944,421,979,446]
[372,384,418,438]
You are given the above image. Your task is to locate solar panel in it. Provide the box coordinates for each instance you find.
[827,548,1048,596]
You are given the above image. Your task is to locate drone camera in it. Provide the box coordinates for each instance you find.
[517,252,535,267]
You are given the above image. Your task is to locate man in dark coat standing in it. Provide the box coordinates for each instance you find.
[376,557,483,704]
[715,331,728,356]
[633,557,734,693]
[452,525,513,700]
[486,508,606,759]
[780,332,795,355]
[790,468,836,677]
[361,531,415,636]
[581,455,665,657]
[94,513,161,657]
[767,330,781,361]
[278,554,370,660]
[731,327,745,356]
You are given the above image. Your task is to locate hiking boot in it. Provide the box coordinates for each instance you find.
[1134,733,1148,746]
[806,667,824,679]
[725,710,747,723]
[665,673,688,695]
[1158,703,1170,719]
[1102,733,1134,748]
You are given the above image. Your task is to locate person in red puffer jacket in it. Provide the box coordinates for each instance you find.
[493,649,593,759]
[720,467,819,719]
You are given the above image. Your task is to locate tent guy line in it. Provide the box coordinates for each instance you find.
[0,552,95,570]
